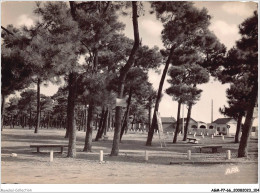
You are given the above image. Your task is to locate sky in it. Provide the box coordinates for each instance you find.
[1,1,258,124]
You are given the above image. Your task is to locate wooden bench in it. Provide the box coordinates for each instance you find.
[196,145,222,153]
[187,137,199,144]
[30,144,68,153]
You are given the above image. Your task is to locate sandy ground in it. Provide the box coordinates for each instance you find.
[1,127,258,184]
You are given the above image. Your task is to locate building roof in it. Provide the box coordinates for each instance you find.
[178,117,197,123]
[161,117,176,123]
[212,118,236,124]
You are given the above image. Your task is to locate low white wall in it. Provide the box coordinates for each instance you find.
[188,128,217,135]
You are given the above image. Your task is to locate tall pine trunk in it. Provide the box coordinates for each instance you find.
[95,107,105,141]
[120,106,128,140]
[47,112,50,129]
[148,97,152,132]
[106,111,110,134]
[1,94,6,131]
[131,113,135,131]
[146,46,175,146]
[99,108,108,138]
[238,83,257,157]
[111,115,114,131]
[35,78,41,133]
[9,115,12,128]
[29,108,32,129]
[83,101,94,152]
[79,110,84,131]
[24,115,27,128]
[84,103,88,132]
[111,2,139,156]
[95,113,98,130]
[173,101,182,143]
[67,72,77,158]
[183,103,192,141]
[21,115,25,128]
[120,88,132,141]
[235,113,243,143]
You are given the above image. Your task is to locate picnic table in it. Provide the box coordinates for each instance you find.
[30,144,68,153]
[187,137,199,144]
[195,145,222,153]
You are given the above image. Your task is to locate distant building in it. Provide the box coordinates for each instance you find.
[161,117,176,133]
[197,121,208,129]
[177,118,197,133]
[174,118,216,135]
[168,116,256,137]
[211,118,237,135]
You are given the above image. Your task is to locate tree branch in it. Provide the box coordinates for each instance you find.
[103,1,110,13]
[1,26,14,35]
[119,2,140,80]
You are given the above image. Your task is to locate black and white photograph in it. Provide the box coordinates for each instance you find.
[1,1,258,192]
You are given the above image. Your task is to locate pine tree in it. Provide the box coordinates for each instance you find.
[181,64,209,141]
[18,89,37,129]
[21,22,62,133]
[34,2,82,157]
[166,63,208,143]
[219,11,258,157]
[146,2,212,146]
[66,1,126,153]
[5,97,19,128]
[52,87,68,130]
[119,68,157,141]
[1,25,34,130]
[219,78,251,143]
[110,2,140,156]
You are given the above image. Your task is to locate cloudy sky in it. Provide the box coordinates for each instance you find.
[1,1,258,123]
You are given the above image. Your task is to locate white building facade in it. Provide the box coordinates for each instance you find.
[210,118,237,136]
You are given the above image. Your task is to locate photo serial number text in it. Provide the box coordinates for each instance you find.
[212,189,259,192]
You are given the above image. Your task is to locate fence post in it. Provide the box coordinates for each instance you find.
[187,150,191,160]
[50,150,53,162]
[99,150,103,162]
[145,151,149,161]
[226,150,231,160]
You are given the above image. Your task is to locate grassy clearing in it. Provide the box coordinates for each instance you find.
[1,127,258,184]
